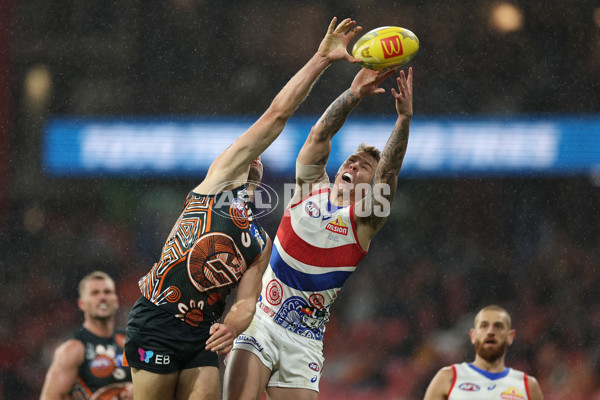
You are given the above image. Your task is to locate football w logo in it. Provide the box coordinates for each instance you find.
[381,36,404,59]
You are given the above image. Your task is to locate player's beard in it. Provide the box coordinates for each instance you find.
[474,338,508,363]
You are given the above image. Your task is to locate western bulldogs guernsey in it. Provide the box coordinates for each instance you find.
[256,186,367,340]
[69,327,131,399]
[138,185,266,326]
[449,363,532,400]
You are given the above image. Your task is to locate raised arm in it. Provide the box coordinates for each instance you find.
[40,340,85,400]
[295,68,395,192]
[355,67,413,247]
[205,234,272,354]
[196,18,362,195]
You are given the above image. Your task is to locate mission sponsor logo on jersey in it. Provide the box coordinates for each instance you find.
[500,387,525,400]
[325,216,348,235]
[458,382,480,392]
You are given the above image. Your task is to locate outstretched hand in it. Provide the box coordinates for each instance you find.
[205,322,235,355]
[350,68,397,99]
[391,67,413,118]
[317,17,363,63]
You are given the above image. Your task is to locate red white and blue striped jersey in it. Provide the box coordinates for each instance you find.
[448,363,532,400]
[256,185,367,340]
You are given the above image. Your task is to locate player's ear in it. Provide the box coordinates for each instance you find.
[77,297,85,312]
[507,329,516,346]
[469,328,476,344]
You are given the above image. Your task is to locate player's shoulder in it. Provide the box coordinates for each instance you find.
[525,374,544,400]
[53,338,86,365]
[437,365,455,377]
[424,365,455,399]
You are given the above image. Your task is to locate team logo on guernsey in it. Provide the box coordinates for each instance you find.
[90,354,115,378]
[266,279,283,305]
[500,388,525,400]
[305,201,321,218]
[187,232,247,294]
[309,293,325,310]
[458,383,480,392]
[90,344,117,378]
[229,198,250,229]
[325,216,348,235]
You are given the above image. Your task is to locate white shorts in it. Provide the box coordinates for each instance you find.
[229,311,324,392]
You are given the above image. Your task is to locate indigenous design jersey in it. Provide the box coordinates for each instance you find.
[138,185,266,326]
[257,186,366,340]
[69,327,131,400]
[448,362,531,400]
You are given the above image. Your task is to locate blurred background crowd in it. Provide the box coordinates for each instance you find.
[1,0,600,399]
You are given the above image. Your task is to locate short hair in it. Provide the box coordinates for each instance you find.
[355,143,381,163]
[78,271,114,298]
[474,305,512,329]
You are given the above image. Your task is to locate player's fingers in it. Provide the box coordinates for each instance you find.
[327,17,337,34]
[336,18,353,33]
[208,335,231,352]
[345,25,362,39]
[377,69,396,83]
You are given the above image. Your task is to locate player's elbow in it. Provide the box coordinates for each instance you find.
[267,97,299,123]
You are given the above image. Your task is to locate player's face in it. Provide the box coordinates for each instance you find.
[79,278,119,321]
[470,310,515,363]
[334,152,378,197]
[247,156,263,185]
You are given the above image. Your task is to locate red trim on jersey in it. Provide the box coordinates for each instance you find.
[349,204,368,255]
[122,351,129,367]
[448,365,458,397]
[289,187,331,209]
[277,213,365,268]
[524,373,531,399]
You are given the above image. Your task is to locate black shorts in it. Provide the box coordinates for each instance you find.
[124,297,218,373]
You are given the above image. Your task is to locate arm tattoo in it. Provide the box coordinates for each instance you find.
[376,117,410,183]
[316,89,361,141]
[365,117,410,230]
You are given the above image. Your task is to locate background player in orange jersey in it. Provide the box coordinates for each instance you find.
[40,271,133,400]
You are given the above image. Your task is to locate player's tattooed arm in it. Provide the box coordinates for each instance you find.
[311,90,361,165]
[357,68,413,233]
[297,67,394,167]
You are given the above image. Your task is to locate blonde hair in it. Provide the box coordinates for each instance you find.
[474,305,512,329]
[78,271,114,298]
[355,143,381,163]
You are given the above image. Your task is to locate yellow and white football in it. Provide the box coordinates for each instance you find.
[352,26,420,71]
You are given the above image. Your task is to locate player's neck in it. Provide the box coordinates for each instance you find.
[329,187,355,207]
[83,318,115,338]
[472,355,506,373]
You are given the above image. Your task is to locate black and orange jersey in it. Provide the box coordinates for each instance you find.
[138,184,267,326]
[69,327,131,400]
